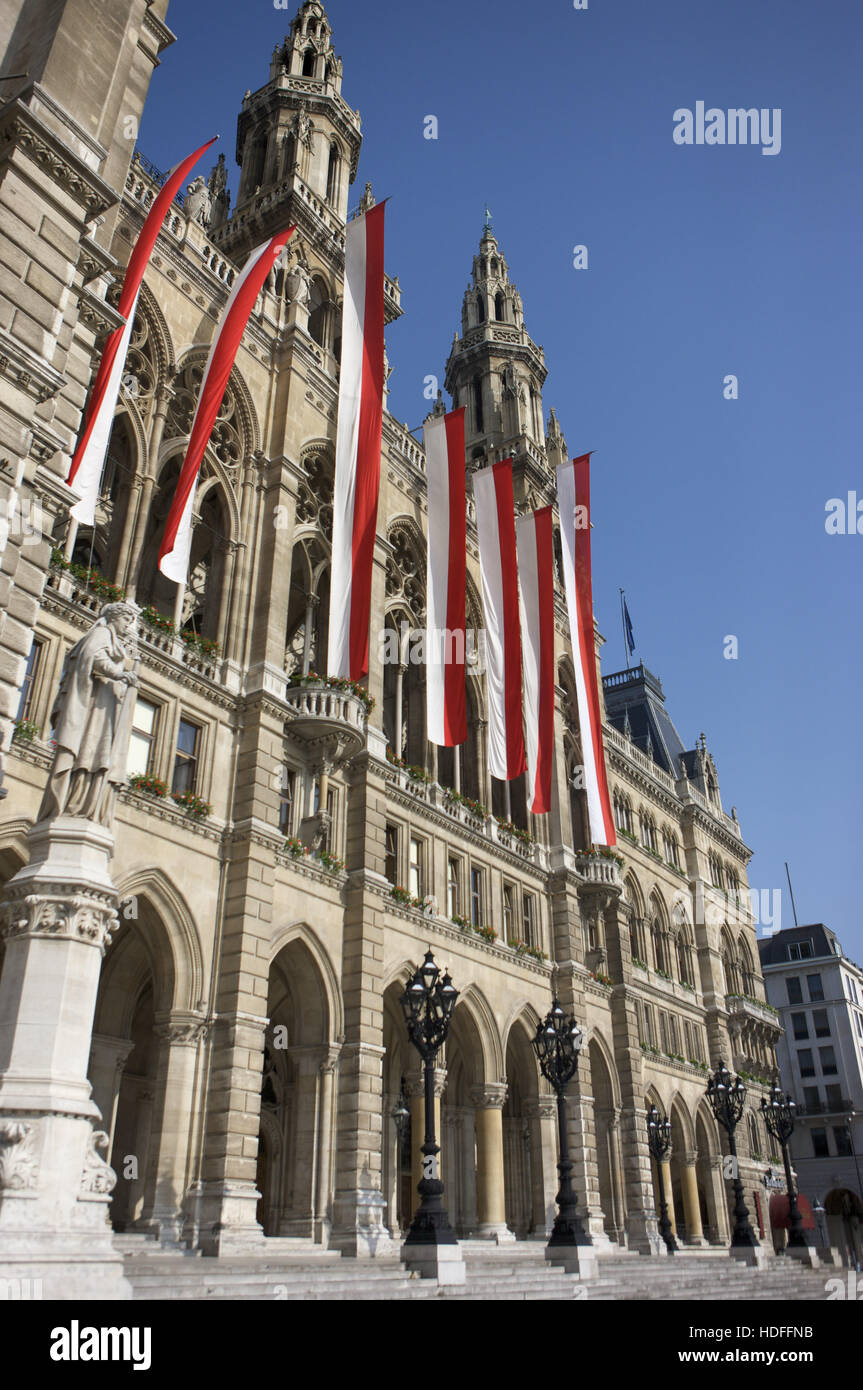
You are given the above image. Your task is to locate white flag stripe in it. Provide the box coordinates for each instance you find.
[69,290,139,527]
[515,513,541,809]
[557,462,605,840]
[159,238,275,585]
[474,465,509,780]
[327,213,367,677]
[425,413,449,744]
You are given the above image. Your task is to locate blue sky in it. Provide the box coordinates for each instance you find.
[142,0,862,957]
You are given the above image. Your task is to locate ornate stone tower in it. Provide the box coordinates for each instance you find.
[444,220,552,507]
[213,0,361,259]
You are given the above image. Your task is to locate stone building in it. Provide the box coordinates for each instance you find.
[0,0,783,1262]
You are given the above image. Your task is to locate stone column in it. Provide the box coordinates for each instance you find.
[88,1033,135,1154]
[136,1013,208,1246]
[607,1109,627,1244]
[471,1082,514,1243]
[314,1047,339,1245]
[680,1150,705,1245]
[660,1158,677,1234]
[708,1154,731,1244]
[0,818,130,1299]
[526,1095,558,1235]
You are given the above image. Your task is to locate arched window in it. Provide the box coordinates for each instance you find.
[494,291,505,321]
[472,376,484,434]
[308,276,328,347]
[476,293,485,324]
[302,48,316,77]
[326,143,340,204]
[721,929,741,995]
[640,812,657,853]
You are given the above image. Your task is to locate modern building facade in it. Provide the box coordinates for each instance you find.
[0,0,787,1264]
[759,924,863,1263]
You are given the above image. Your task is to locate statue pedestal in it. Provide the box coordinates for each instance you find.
[0,817,130,1299]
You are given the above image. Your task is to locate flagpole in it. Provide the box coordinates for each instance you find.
[619,588,627,672]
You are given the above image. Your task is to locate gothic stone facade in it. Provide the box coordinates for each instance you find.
[0,0,782,1254]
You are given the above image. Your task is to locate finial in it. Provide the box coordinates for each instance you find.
[483,204,493,235]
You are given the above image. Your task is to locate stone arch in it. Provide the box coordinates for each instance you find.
[112,867,204,1016]
[136,280,176,387]
[588,1035,625,1242]
[502,1008,544,1236]
[268,920,344,1042]
[0,827,28,986]
[454,983,504,1082]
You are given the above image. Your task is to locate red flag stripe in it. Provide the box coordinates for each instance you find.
[67,137,217,492]
[348,201,386,679]
[475,459,526,781]
[534,507,556,812]
[494,464,525,777]
[442,408,468,743]
[158,225,294,581]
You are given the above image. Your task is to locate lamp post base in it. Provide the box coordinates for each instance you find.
[545,1242,598,1279]
[401,1239,466,1283]
[729,1244,770,1268]
[781,1244,821,1268]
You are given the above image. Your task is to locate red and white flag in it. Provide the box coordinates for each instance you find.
[557,453,616,846]
[516,506,556,814]
[474,460,526,781]
[67,137,217,526]
[159,225,295,583]
[327,201,386,681]
[425,406,467,746]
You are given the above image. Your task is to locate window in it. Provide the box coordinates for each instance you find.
[470,867,484,927]
[16,637,43,722]
[447,858,461,918]
[473,375,484,432]
[791,1013,809,1041]
[788,941,813,961]
[813,1009,830,1038]
[172,718,201,794]
[323,787,335,853]
[811,1129,829,1158]
[803,1086,820,1110]
[855,1013,863,1040]
[503,883,515,941]
[384,823,398,884]
[408,837,424,900]
[278,767,296,835]
[797,1049,815,1078]
[127,696,159,777]
[523,893,536,948]
[806,973,824,1002]
[825,1083,843,1109]
[643,1003,656,1047]
[786,977,803,1005]
[819,1046,837,1075]
[834,1126,853,1157]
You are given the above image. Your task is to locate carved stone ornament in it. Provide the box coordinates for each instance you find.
[0,1121,39,1191]
[80,1129,117,1197]
[0,887,119,954]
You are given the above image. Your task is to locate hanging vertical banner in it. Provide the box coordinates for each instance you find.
[328,200,387,681]
[159,224,295,584]
[67,136,218,525]
[474,459,526,780]
[556,453,616,846]
[425,406,467,746]
[516,505,556,814]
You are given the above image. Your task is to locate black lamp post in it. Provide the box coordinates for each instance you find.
[531,999,591,1249]
[646,1103,679,1253]
[759,1079,807,1249]
[399,950,458,1246]
[706,1059,758,1248]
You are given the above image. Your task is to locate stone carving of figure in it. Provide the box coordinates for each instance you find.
[38,601,140,827]
[295,103,314,152]
[181,559,208,627]
[206,154,231,232]
[357,181,375,214]
[184,176,212,227]
[285,258,312,309]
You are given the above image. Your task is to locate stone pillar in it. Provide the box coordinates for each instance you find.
[708,1154,732,1244]
[0,818,130,1299]
[607,1108,627,1244]
[471,1082,514,1243]
[314,1048,339,1244]
[88,1033,134,1154]
[680,1151,706,1245]
[660,1158,677,1235]
[136,1013,207,1246]
[526,1095,558,1235]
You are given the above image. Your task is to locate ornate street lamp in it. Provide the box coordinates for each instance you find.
[399,950,458,1247]
[759,1078,807,1249]
[531,999,591,1252]
[646,1103,679,1254]
[706,1059,758,1249]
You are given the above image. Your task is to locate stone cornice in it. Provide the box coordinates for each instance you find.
[0,100,117,216]
[0,327,66,404]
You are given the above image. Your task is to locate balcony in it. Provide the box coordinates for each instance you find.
[574,850,623,890]
[283,679,368,754]
[725,994,781,1029]
[796,1098,854,1117]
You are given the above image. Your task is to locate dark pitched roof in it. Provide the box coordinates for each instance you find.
[602,664,688,778]
[757,924,842,967]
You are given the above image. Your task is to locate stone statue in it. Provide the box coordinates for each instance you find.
[357,181,375,214]
[184,176,212,228]
[285,258,312,309]
[38,601,140,827]
[206,154,230,232]
[295,102,314,152]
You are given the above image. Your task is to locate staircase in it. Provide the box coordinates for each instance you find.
[121,1236,833,1301]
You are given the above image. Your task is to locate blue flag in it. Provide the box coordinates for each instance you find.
[623,595,636,656]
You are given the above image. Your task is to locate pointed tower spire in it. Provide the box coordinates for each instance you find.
[444,225,549,505]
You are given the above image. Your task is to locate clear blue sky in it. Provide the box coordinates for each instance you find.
[142,0,862,958]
